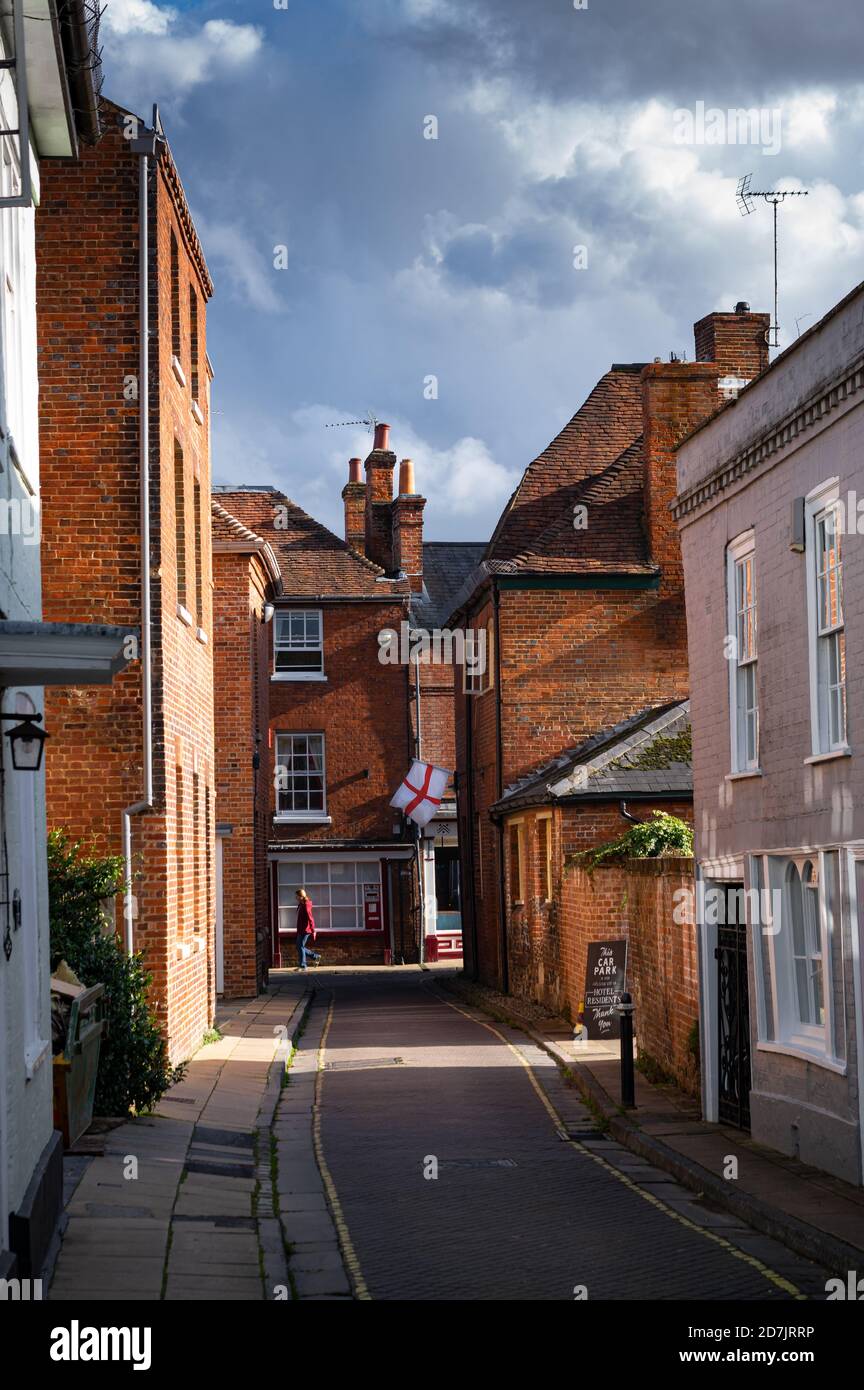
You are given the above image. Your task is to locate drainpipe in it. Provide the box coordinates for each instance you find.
[123,126,160,953]
[493,579,509,994]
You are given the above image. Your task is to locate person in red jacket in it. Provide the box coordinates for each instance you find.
[295,888,322,971]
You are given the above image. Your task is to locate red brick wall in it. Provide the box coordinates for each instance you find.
[498,802,698,1093]
[501,801,692,1035]
[454,596,501,984]
[498,586,688,784]
[212,549,273,997]
[693,310,771,382]
[37,107,216,1064]
[268,597,419,963]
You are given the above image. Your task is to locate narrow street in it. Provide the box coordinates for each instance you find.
[302,968,829,1302]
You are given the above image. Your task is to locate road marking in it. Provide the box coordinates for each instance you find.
[434,987,807,1301]
[313,994,372,1301]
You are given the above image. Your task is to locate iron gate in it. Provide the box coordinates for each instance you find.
[715,885,751,1129]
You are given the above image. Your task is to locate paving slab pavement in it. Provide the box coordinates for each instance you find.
[49,980,308,1302]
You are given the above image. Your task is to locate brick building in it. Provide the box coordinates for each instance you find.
[341,431,484,960]
[214,456,419,969]
[211,500,281,997]
[211,426,484,980]
[36,102,217,1063]
[449,305,770,1018]
[676,280,864,1182]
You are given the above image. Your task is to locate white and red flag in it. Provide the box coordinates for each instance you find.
[390,760,451,828]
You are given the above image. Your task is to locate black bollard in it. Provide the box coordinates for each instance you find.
[618,991,635,1109]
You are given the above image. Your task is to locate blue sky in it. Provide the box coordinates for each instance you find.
[102,0,864,541]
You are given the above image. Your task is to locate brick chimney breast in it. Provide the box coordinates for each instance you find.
[342,457,366,552]
[364,424,396,570]
[694,306,771,390]
[392,459,425,592]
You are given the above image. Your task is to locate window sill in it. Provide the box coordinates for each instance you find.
[274,814,332,825]
[196,628,208,645]
[271,672,327,682]
[177,604,193,627]
[804,747,852,765]
[171,355,187,388]
[726,769,763,782]
[756,1040,847,1075]
[191,399,204,426]
[24,1039,51,1081]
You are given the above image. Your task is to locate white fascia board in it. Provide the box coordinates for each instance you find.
[21,0,76,159]
[0,621,135,686]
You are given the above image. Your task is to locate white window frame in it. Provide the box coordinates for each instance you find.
[805,480,848,758]
[274,732,329,822]
[726,530,759,773]
[273,608,325,681]
[754,848,844,1071]
[275,858,382,933]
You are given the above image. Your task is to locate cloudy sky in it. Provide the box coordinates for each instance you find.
[102,0,864,541]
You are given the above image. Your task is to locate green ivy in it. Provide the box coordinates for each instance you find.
[568,811,693,874]
[47,831,181,1116]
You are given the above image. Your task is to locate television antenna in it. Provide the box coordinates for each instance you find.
[324,410,379,432]
[736,174,809,349]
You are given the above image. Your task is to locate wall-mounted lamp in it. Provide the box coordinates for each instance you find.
[263,603,275,624]
[1,712,49,771]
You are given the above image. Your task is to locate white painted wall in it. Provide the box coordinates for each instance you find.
[0,28,52,1261]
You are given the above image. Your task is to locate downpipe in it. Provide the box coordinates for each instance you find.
[123,126,160,953]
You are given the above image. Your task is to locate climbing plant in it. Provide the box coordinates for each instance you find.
[567,810,693,874]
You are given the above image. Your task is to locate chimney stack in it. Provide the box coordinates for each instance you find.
[392,458,425,592]
[694,305,771,398]
[641,360,722,591]
[342,457,366,552]
[364,423,396,569]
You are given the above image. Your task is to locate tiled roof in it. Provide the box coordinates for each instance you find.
[491,701,691,813]
[212,488,410,599]
[485,364,650,573]
[411,542,488,629]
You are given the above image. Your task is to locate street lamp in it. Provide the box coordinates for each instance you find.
[1,712,49,771]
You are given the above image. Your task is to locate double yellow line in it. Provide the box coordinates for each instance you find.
[439,989,806,1301]
[312,995,371,1300]
[311,983,805,1302]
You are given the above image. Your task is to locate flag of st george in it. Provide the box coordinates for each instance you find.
[390,760,451,828]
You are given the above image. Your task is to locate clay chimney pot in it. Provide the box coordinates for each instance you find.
[398,458,416,495]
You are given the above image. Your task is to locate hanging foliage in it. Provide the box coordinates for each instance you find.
[568,811,693,874]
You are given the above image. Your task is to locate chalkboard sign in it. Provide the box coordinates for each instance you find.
[582,940,627,1040]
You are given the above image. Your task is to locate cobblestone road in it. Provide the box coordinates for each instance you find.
[311,970,830,1302]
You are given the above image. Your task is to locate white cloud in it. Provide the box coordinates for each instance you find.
[194,216,287,314]
[101,3,263,105]
[212,403,515,542]
[103,0,175,37]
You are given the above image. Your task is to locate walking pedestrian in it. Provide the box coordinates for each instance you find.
[296,888,322,971]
